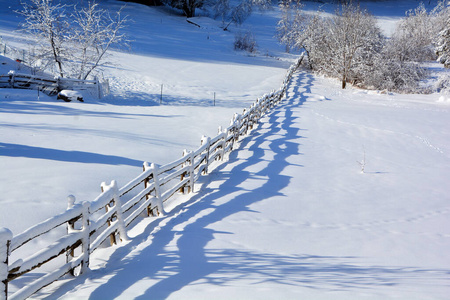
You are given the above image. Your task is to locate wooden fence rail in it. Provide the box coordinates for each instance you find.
[0,71,108,98]
[0,54,303,300]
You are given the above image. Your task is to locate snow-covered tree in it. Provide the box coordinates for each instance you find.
[162,0,204,17]
[71,2,128,80]
[436,19,450,68]
[276,0,304,53]
[433,1,450,68]
[19,0,69,78]
[387,3,436,63]
[217,0,271,30]
[19,0,128,79]
[209,0,230,25]
[362,52,428,93]
[296,3,382,89]
[325,3,382,88]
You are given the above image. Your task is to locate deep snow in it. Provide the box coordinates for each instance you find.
[1,0,449,299]
[38,71,450,300]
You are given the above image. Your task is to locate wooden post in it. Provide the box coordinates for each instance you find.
[151,163,163,215]
[233,113,240,142]
[9,73,14,89]
[79,201,91,275]
[143,162,164,216]
[187,151,194,193]
[143,164,153,217]
[101,183,116,246]
[110,181,128,243]
[0,228,12,300]
[66,195,76,276]
[201,136,210,174]
[180,150,188,194]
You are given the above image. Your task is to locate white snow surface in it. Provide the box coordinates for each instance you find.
[39,71,450,300]
[0,0,449,299]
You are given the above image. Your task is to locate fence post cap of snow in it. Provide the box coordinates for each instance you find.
[110,180,118,190]
[67,195,76,209]
[0,228,12,241]
[182,149,191,156]
[143,161,150,170]
[81,201,90,210]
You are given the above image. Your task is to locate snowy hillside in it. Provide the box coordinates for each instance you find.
[1,0,449,299]
[40,68,450,300]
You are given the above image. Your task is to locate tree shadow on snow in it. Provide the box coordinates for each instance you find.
[0,142,143,167]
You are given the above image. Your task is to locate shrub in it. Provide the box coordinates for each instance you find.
[234,31,257,53]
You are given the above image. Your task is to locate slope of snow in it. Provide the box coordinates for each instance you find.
[1,0,449,299]
[37,71,450,300]
[0,0,291,234]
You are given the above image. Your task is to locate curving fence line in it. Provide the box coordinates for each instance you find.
[0,54,304,300]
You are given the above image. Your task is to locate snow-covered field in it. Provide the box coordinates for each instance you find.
[39,69,450,300]
[1,0,449,299]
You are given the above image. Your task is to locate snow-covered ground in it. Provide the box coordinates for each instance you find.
[0,0,293,234]
[38,70,450,300]
[1,0,449,299]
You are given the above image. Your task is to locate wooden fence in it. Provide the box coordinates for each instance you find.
[0,55,303,300]
[0,71,108,98]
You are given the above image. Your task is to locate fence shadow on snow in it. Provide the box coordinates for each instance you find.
[0,55,303,300]
[86,70,312,300]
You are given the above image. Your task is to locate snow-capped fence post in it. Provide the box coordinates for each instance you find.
[79,201,91,275]
[219,127,227,161]
[233,113,240,142]
[180,149,191,194]
[101,183,116,246]
[100,181,128,246]
[66,195,76,276]
[143,162,164,216]
[187,151,194,193]
[143,162,154,217]
[151,163,164,215]
[66,196,91,276]
[110,181,128,243]
[8,72,14,89]
[201,136,210,174]
[228,118,236,152]
[0,228,12,300]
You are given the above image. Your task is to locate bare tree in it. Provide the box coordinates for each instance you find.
[209,0,230,25]
[276,0,304,53]
[19,0,128,80]
[329,4,382,88]
[71,2,128,80]
[163,0,204,17]
[221,0,271,30]
[299,3,382,89]
[19,0,69,77]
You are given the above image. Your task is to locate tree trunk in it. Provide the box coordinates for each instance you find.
[183,1,195,18]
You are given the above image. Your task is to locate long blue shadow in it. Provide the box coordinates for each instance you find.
[0,142,143,166]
